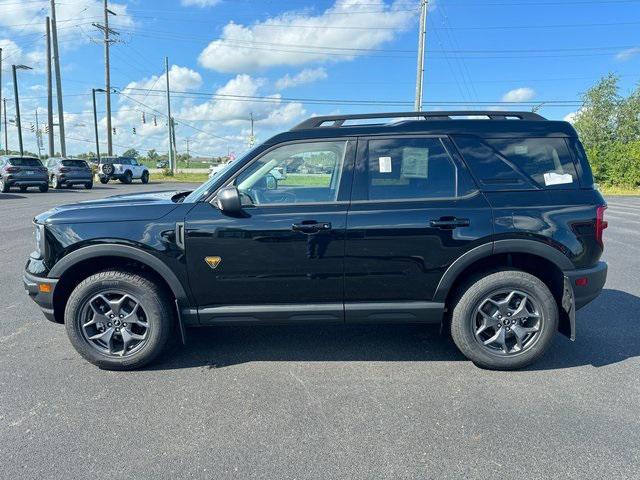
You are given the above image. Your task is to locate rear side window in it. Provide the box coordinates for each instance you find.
[61,160,88,168]
[485,138,577,189]
[9,158,42,167]
[362,137,474,201]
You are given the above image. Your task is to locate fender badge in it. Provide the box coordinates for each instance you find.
[204,256,222,269]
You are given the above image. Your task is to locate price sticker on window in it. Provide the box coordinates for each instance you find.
[378,156,392,173]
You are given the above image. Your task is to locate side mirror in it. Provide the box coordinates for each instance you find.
[215,186,242,213]
[265,173,277,190]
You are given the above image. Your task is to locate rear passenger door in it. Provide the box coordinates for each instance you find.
[344,136,493,322]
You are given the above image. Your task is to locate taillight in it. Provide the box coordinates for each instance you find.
[6,166,20,173]
[59,167,70,173]
[596,205,608,248]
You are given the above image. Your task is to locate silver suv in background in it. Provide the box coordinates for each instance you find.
[0,156,49,193]
[98,156,150,184]
[46,158,93,190]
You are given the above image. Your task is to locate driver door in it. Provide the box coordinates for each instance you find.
[184,139,355,325]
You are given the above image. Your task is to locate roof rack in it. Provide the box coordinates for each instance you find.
[291,110,546,130]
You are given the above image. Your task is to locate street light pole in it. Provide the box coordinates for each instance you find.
[414,0,428,111]
[12,64,32,156]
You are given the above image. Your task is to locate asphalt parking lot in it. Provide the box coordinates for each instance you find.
[1,182,639,479]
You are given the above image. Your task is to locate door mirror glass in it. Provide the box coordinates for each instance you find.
[265,173,277,190]
[215,186,242,213]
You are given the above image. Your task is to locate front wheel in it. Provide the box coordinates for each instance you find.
[64,270,175,370]
[0,178,8,193]
[450,270,558,370]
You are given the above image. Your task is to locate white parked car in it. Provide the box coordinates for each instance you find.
[98,157,149,184]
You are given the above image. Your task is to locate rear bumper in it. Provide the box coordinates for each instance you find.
[58,175,92,184]
[564,261,608,310]
[6,177,48,186]
[23,271,59,323]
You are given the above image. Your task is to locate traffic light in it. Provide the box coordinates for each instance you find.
[142,112,146,124]
[132,127,136,135]
[30,123,35,132]
[113,127,117,135]
[153,115,157,127]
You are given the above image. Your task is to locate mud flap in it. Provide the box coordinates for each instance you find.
[560,275,576,341]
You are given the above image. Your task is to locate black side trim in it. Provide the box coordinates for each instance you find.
[493,239,574,270]
[433,243,494,302]
[48,244,189,303]
[345,301,444,324]
[197,304,344,325]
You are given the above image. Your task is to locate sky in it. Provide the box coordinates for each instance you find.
[0,0,639,158]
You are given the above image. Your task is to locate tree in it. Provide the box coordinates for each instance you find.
[573,74,640,187]
[122,148,139,158]
[146,149,159,161]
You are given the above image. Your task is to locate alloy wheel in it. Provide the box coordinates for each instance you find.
[472,289,543,356]
[79,291,150,357]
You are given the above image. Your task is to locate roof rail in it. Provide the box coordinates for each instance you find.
[291,110,546,130]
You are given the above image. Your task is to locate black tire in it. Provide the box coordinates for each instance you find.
[0,177,8,193]
[99,177,109,184]
[120,171,133,184]
[450,270,558,370]
[141,171,149,184]
[52,175,62,189]
[39,183,49,193]
[64,270,175,370]
[20,185,28,192]
[85,182,93,189]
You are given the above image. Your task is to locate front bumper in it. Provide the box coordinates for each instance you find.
[23,271,59,323]
[564,261,608,310]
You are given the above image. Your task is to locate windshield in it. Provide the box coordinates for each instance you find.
[183,147,259,203]
[9,158,42,167]
[61,160,89,168]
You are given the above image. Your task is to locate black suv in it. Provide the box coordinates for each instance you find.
[23,111,608,371]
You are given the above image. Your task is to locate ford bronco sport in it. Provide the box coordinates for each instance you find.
[23,111,608,370]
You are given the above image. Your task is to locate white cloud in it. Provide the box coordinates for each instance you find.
[181,0,221,6]
[501,87,536,103]
[275,68,328,90]
[198,0,415,72]
[616,47,640,62]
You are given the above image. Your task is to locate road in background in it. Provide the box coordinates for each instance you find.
[1,184,639,479]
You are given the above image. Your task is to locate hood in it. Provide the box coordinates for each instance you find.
[35,190,188,224]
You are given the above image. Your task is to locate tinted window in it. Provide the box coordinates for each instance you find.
[365,138,461,200]
[485,138,577,189]
[235,141,347,205]
[61,160,88,168]
[452,136,533,189]
[9,158,42,167]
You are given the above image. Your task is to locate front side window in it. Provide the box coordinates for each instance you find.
[234,141,347,205]
[364,137,464,200]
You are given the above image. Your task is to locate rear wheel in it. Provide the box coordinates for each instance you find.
[141,171,149,184]
[20,186,28,192]
[64,270,175,370]
[99,177,109,184]
[450,270,558,370]
[0,177,8,192]
[52,175,61,189]
[85,182,93,189]
[39,183,49,193]
[120,171,133,184]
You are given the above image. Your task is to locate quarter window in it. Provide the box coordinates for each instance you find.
[234,141,347,205]
[365,137,464,200]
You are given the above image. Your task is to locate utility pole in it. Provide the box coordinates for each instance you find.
[12,65,24,156]
[248,112,255,147]
[0,48,3,153]
[93,1,118,157]
[92,89,101,162]
[414,0,428,111]
[46,17,55,157]
[165,56,175,174]
[50,0,66,156]
[2,98,7,154]
[35,109,43,158]
[171,117,177,168]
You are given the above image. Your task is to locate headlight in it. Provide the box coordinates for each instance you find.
[33,223,46,258]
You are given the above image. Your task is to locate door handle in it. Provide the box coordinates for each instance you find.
[429,217,470,229]
[292,221,332,233]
